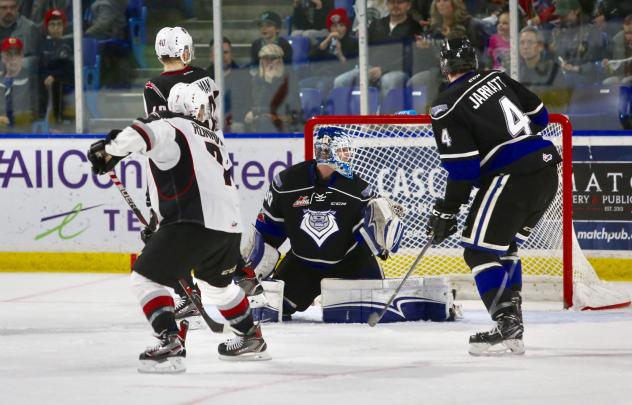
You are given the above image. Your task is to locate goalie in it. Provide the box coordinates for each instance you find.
[236,127,404,319]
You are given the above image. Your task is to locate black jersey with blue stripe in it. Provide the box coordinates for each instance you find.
[429,70,561,208]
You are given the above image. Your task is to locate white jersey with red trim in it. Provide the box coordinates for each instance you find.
[105,112,241,233]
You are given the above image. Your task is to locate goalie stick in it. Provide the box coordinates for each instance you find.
[107,170,227,334]
[367,233,434,327]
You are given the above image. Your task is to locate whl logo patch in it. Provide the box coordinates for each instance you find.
[292,195,310,207]
[300,209,339,247]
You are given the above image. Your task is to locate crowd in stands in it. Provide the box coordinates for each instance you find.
[0,0,137,132]
[206,0,632,131]
[1,0,631,132]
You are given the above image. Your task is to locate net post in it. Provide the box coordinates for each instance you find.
[554,114,574,309]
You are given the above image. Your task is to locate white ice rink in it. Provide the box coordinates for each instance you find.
[1,272,632,405]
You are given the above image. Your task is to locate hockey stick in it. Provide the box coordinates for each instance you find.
[107,170,227,334]
[367,233,434,327]
[178,278,227,333]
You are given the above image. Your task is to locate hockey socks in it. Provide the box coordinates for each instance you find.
[217,287,255,335]
[500,249,522,293]
[472,262,514,317]
[131,271,178,335]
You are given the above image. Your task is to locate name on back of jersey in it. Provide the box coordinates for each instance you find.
[192,121,223,146]
[469,75,507,110]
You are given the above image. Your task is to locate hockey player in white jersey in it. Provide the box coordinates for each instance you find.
[87,82,270,373]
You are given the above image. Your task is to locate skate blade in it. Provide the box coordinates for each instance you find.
[469,340,525,357]
[138,357,186,373]
[218,350,271,362]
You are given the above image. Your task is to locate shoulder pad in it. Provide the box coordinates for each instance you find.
[272,173,283,188]
[430,103,449,118]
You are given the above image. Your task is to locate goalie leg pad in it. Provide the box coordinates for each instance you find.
[241,226,280,280]
[250,280,285,323]
[320,277,455,323]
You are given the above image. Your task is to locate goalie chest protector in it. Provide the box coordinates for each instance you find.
[265,160,374,264]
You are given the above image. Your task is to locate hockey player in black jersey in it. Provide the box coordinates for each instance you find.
[87,83,270,373]
[426,38,561,356]
[235,127,404,318]
[142,26,221,322]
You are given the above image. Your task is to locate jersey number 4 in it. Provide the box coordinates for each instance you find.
[205,143,233,186]
[499,96,532,137]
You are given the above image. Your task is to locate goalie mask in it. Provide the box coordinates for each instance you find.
[168,82,211,122]
[314,126,354,179]
[439,37,478,77]
[155,26,194,65]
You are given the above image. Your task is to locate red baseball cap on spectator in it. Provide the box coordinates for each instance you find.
[326,8,352,31]
[44,8,67,31]
[1,37,23,53]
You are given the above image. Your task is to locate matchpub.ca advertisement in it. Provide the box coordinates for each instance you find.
[572,145,632,251]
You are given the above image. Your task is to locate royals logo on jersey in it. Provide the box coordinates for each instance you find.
[300,209,339,247]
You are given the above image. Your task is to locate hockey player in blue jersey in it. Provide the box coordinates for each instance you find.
[426,37,561,356]
[235,126,405,319]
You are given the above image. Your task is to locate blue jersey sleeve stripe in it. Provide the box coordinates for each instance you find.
[255,217,286,238]
[442,158,481,181]
[481,137,552,173]
[530,105,549,127]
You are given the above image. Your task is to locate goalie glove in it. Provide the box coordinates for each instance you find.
[426,199,459,244]
[239,226,280,281]
[359,197,405,260]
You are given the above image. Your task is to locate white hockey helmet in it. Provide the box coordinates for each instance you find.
[168,82,211,122]
[154,26,194,64]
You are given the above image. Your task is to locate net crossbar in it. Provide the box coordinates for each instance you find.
[304,115,630,310]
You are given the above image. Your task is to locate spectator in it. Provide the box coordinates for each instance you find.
[352,0,389,33]
[207,36,251,131]
[335,0,423,101]
[519,26,560,86]
[29,0,70,30]
[0,37,44,128]
[602,14,632,85]
[84,0,131,88]
[407,0,486,110]
[306,8,357,96]
[427,0,486,52]
[519,0,556,27]
[40,7,72,123]
[594,0,632,37]
[0,0,41,57]
[409,0,432,28]
[486,10,510,71]
[250,11,293,66]
[245,43,301,133]
[292,0,334,45]
[84,0,126,40]
[550,0,606,84]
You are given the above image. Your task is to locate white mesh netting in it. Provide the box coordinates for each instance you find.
[307,116,630,309]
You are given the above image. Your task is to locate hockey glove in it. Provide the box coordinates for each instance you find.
[87,140,124,175]
[426,199,459,244]
[140,210,158,244]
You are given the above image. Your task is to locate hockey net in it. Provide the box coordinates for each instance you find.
[304,114,631,310]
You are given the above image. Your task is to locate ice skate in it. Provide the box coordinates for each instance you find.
[138,320,188,373]
[174,289,204,329]
[218,324,271,361]
[468,313,524,356]
[511,291,523,323]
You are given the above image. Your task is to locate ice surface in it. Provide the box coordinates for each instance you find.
[1,273,632,405]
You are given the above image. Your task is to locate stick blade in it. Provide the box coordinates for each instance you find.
[367,312,381,327]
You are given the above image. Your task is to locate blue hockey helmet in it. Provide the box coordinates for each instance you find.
[314,126,354,179]
[439,37,478,77]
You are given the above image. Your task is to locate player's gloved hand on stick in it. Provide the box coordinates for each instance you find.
[87,131,126,175]
[140,210,158,244]
[426,199,459,244]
